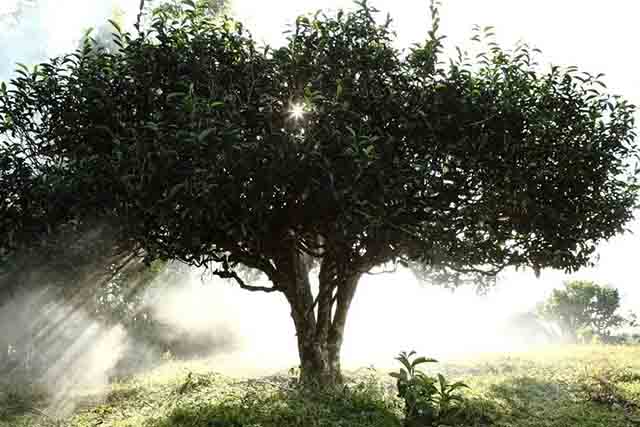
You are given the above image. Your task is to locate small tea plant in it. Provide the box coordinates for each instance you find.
[390,351,469,426]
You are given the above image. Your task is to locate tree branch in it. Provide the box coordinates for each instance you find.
[441,261,507,277]
[327,274,360,353]
[212,269,280,293]
[306,281,338,321]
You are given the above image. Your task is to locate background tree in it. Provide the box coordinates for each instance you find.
[538,280,628,341]
[0,1,637,386]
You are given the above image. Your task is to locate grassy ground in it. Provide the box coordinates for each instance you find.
[2,345,640,427]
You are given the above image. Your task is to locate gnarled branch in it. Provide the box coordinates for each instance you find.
[212,268,280,293]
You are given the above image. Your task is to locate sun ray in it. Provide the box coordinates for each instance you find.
[289,103,305,120]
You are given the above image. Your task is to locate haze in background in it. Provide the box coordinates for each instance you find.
[0,0,638,385]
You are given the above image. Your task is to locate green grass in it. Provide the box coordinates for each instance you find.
[2,345,640,427]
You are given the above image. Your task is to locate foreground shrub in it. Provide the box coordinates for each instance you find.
[390,351,469,426]
[577,365,640,412]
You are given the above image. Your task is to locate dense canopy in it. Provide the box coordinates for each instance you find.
[1,1,638,384]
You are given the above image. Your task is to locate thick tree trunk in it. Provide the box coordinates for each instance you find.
[275,247,361,387]
[295,322,342,386]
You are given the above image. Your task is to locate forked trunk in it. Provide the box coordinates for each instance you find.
[275,249,360,388]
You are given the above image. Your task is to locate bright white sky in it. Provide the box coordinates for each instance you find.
[1,0,638,343]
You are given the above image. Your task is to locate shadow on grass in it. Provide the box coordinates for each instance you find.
[487,376,634,427]
[489,376,566,409]
[146,378,403,427]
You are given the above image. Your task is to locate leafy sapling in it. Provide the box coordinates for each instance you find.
[391,351,469,426]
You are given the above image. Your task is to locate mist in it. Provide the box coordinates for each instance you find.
[0,246,560,416]
[136,265,560,374]
[0,286,129,414]
[1,0,639,418]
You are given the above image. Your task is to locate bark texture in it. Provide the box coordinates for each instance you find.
[271,246,362,387]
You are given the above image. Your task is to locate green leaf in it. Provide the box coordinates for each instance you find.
[165,183,186,202]
[438,373,447,390]
[390,370,408,382]
[450,381,470,389]
[364,145,375,157]
[415,357,438,366]
[198,128,216,142]
[166,92,186,102]
[108,19,122,33]
[95,125,114,138]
